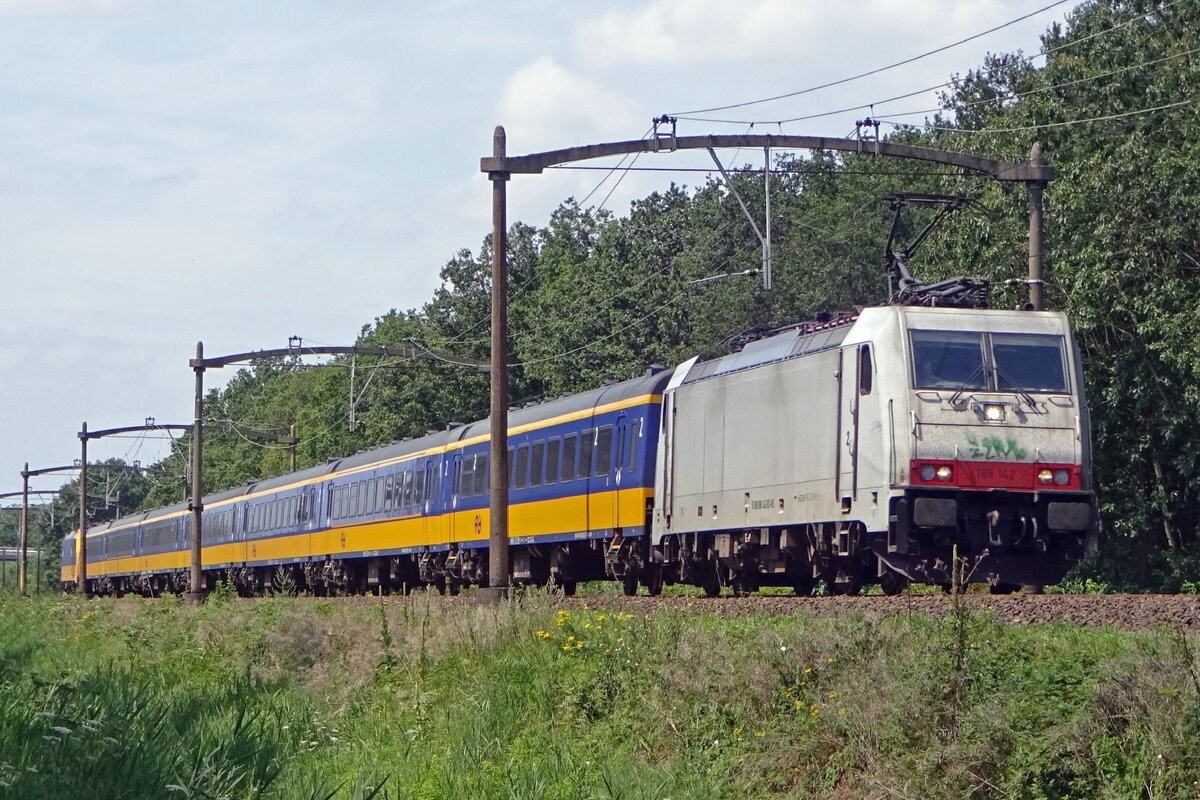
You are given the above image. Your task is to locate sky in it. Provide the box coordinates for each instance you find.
[0,0,1084,498]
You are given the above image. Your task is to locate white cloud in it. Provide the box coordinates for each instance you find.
[575,0,1021,68]
[497,57,642,154]
[0,0,125,15]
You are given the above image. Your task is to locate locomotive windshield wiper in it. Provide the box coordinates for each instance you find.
[948,364,986,407]
[993,365,1037,409]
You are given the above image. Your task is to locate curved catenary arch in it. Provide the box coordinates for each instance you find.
[477,127,1053,598]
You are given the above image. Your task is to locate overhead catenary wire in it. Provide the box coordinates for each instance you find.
[550,165,986,177]
[675,0,1189,128]
[578,125,654,207]
[877,96,1196,133]
[829,44,1200,125]
[666,0,1075,117]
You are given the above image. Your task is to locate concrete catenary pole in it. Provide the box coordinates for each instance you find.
[78,423,89,598]
[189,341,205,604]
[1028,142,1046,311]
[487,125,511,594]
[19,463,28,595]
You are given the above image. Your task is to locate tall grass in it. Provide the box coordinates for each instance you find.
[1,591,1198,799]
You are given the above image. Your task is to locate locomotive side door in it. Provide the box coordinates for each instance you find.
[838,343,879,507]
[837,346,861,504]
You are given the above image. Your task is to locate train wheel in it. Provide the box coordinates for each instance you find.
[880,570,909,597]
[622,572,639,596]
[448,578,461,597]
[701,568,721,597]
[989,582,1020,595]
[645,566,664,597]
[561,580,577,597]
[793,576,814,597]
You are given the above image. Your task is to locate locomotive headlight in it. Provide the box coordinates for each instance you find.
[1037,469,1054,484]
[920,464,936,481]
[983,403,1005,422]
[1054,469,1070,486]
[935,465,953,482]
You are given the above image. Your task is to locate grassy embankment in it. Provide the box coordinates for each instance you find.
[0,589,1197,800]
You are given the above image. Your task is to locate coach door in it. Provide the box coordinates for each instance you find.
[447,452,462,546]
[419,458,437,547]
[610,415,628,531]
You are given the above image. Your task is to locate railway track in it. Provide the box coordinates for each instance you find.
[542,593,1200,631]
[280,590,1200,632]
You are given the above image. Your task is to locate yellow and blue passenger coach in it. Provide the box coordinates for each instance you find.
[62,369,671,596]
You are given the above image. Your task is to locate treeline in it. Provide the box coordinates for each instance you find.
[31,0,1200,590]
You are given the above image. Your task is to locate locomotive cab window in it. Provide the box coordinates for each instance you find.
[910,329,1068,394]
[992,333,1068,393]
[911,331,985,390]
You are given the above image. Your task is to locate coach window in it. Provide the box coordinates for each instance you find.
[376,479,386,512]
[384,475,395,510]
[515,444,530,489]
[859,345,873,396]
[545,438,560,485]
[594,426,613,477]
[461,458,475,499]
[578,429,594,481]
[473,454,487,496]
[561,434,577,482]
[628,419,641,470]
[402,471,415,510]
[530,441,545,487]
